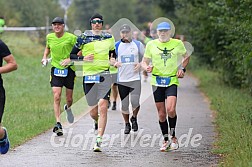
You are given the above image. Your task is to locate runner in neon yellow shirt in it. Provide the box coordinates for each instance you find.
[142,21,190,152]
[70,13,116,152]
[42,17,76,136]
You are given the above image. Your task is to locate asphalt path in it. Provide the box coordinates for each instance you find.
[0,74,219,167]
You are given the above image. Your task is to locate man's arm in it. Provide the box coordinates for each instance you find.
[42,47,50,60]
[0,54,18,74]
[182,54,190,69]
[141,57,152,73]
[70,46,83,61]
[177,53,190,78]
[109,49,117,66]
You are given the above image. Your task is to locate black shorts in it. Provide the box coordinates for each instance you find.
[0,86,5,123]
[152,84,177,102]
[50,67,76,89]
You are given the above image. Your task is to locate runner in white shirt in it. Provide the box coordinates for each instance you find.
[114,24,145,134]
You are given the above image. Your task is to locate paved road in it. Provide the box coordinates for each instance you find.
[0,75,218,167]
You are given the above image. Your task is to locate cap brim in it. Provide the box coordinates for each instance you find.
[157,28,170,31]
[52,22,64,24]
[120,30,130,32]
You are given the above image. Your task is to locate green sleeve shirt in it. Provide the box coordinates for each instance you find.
[46,32,77,70]
[144,38,186,86]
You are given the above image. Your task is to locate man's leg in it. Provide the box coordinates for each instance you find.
[52,87,63,136]
[93,99,107,152]
[130,81,141,132]
[118,84,131,134]
[52,87,62,123]
[65,88,74,123]
[111,84,118,110]
[0,86,6,139]
[0,86,10,154]
[89,105,99,125]
[97,99,108,137]
[166,96,179,150]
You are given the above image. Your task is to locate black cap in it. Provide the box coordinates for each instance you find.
[51,17,64,24]
[120,24,131,32]
[90,13,103,24]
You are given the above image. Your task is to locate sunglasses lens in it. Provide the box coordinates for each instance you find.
[91,20,103,24]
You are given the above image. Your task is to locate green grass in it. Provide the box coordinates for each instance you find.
[1,32,85,147]
[191,67,252,167]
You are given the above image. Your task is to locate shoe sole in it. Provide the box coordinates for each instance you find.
[93,148,102,152]
[53,127,63,136]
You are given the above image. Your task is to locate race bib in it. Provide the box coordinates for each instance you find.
[156,76,171,86]
[54,68,68,77]
[84,75,101,83]
[121,54,135,64]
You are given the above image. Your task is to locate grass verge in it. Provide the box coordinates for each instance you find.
[191,67,252,167]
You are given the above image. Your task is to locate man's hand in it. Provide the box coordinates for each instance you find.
[177,69,185,78]
[146,65,153,73]
[60,58,71,67]
[134,63,141,71]
[84,54,94,62]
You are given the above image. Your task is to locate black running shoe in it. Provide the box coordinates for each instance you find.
[112,101,116,110]
[130,116,138,132]
[53,122,63,136]
[124,123,131,134]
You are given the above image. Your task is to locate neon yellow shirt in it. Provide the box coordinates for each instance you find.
[79,34,115,76]
[46,32,77,70]
[144,38,186,86]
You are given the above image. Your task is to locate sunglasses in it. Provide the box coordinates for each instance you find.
[91,20,103,24]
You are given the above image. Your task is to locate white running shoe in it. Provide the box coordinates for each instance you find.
[93,137,102,152]
[160,140,170,152]
[169,136,179,150]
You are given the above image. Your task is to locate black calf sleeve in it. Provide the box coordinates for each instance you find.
[168,115,177,137]
[159,120,169,141]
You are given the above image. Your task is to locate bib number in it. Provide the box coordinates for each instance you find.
[84,75,100,83]
[156,76,171,86]
[54,68,68,77]
[121,54,134,64]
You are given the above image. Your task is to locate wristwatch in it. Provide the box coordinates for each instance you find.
[180,66,186,73]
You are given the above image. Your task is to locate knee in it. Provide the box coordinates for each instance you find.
[89,107,98,118]
[121,104,129,112]
[53,93,61,103]
[158,111,167,121]
[131,100,140,109]
[167,107,176,117]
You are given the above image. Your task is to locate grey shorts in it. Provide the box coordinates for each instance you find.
[111,73,118,85]
[118,80,141,113]
[83,73,112,106]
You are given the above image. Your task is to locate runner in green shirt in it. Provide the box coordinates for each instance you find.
[70,13,116,152]
[142,21,190,152]
[42,17,77,136]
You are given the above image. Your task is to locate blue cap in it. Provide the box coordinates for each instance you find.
[156,22,171,31]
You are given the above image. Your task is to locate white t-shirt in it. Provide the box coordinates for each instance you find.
[116,40,145,82]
